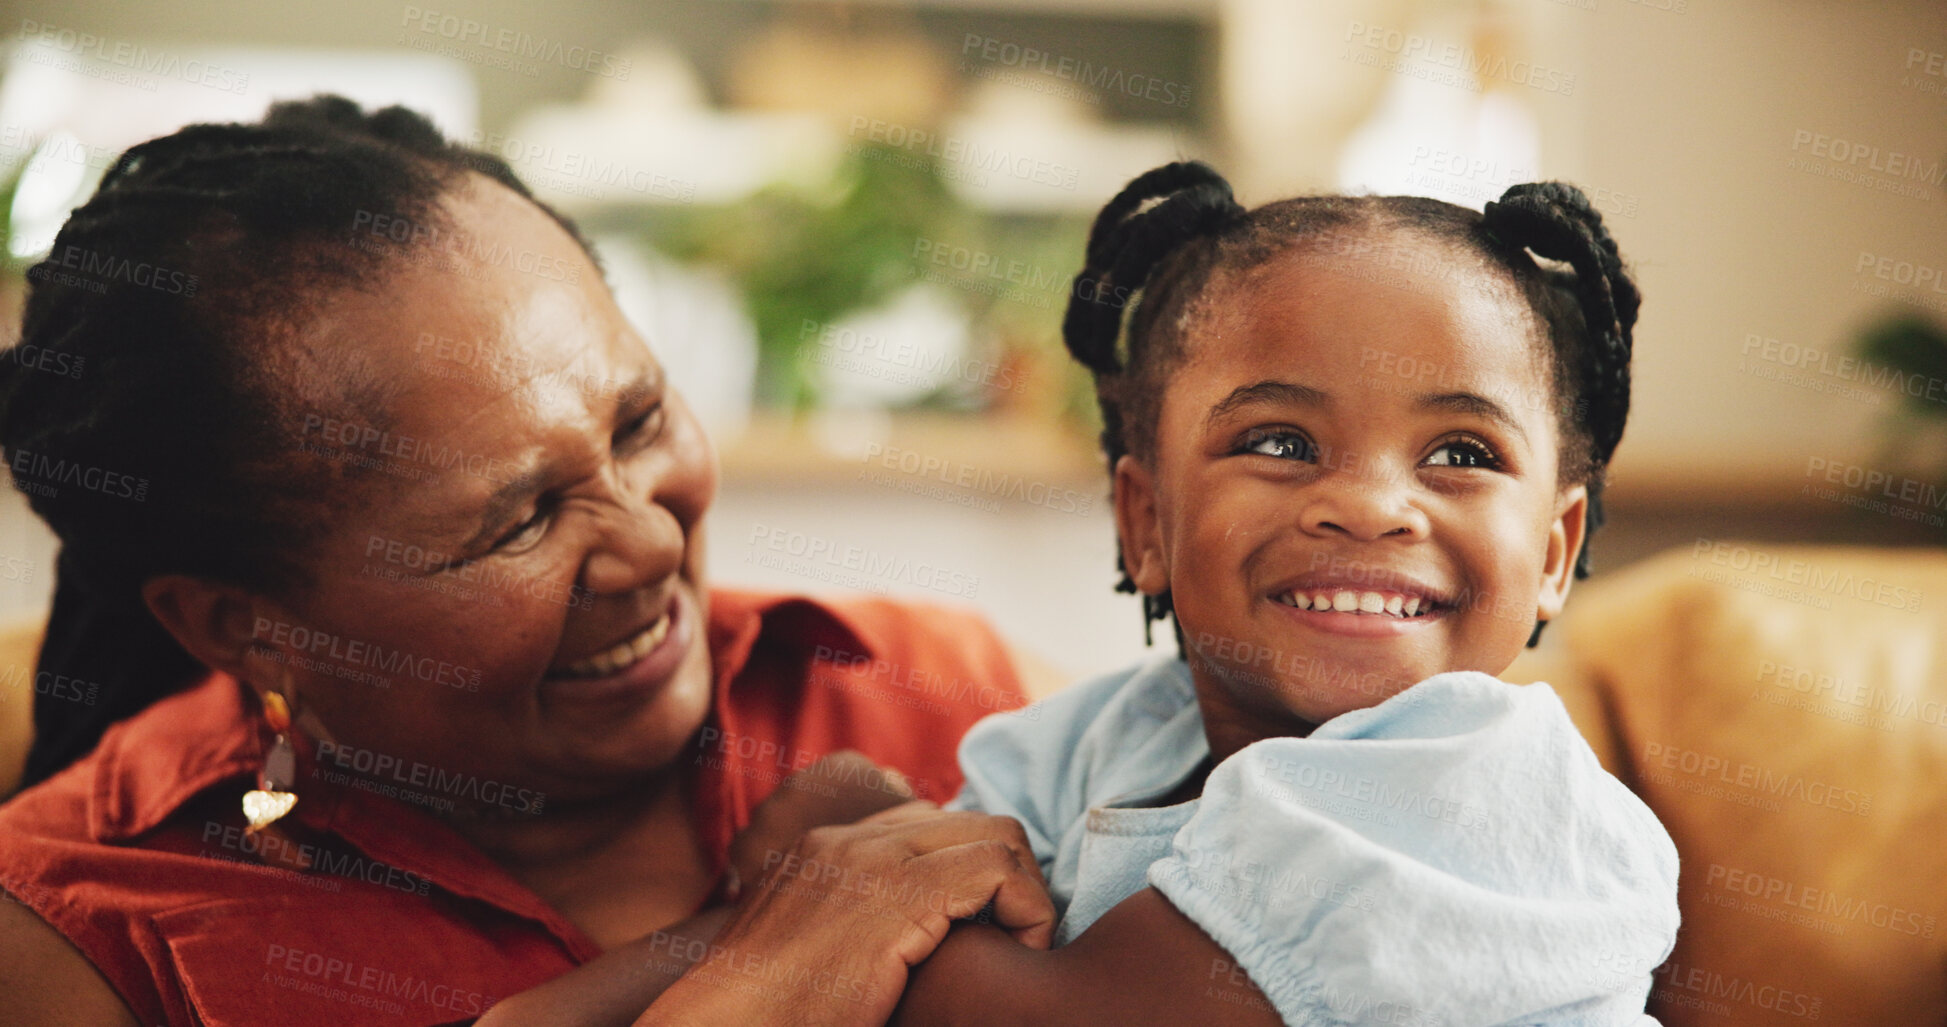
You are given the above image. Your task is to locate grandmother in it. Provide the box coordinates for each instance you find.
[0,96,1051,1027]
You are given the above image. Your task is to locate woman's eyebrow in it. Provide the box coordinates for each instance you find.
[1204,379,1327,428]
[1415,391,1528,443]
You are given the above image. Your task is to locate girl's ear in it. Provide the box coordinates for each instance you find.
[1537,484,1590,623]
[1113,454,1169,596]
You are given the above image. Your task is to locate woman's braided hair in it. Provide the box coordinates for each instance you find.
[1,94,598,787]
[1063,161,1639,644]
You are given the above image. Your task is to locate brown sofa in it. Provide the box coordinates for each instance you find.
[1,544,1940,1023]
[1508,543,1947,1025]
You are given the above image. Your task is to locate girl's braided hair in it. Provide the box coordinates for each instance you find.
[1063,161,1639,643]
[1,94,598,788]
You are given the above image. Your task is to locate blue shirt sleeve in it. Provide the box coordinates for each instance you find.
[1146,671,1680,1027]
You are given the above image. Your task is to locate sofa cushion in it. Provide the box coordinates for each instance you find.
[1545,544,1947,1025]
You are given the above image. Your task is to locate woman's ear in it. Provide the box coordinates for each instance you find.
[1536,484,1590,623]
[1113,454,1169,596]
[141,575,269,683]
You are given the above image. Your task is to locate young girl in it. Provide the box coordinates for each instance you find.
[890,162,1680,1025]
[491,161,1677,1026]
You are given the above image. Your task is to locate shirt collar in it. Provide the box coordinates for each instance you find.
[87,588,873,844]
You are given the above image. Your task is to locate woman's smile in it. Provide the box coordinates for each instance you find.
[541,584,698,709]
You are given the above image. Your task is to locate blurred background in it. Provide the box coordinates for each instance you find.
[1,0,1944,681]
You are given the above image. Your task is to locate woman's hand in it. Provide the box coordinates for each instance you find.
[637,802,1055,1027]
[725,750,917,901]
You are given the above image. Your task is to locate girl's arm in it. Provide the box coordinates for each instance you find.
[474,905,736,1027]
[891,887,1282,1027]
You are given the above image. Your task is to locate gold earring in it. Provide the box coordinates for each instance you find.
[243,690,298,833]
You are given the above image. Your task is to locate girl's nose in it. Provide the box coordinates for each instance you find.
[1300,461,1428,542]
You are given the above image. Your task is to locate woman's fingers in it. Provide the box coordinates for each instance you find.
[885,839,1058,964]
[929,841,1058,952]
[849,806,1046,888]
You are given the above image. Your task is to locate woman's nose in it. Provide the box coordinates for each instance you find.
[580,490,687,596]
[1300,459,1428,541]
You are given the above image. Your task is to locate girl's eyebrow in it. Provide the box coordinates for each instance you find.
[1416,391,1528,443]
[1205,379,1327,428]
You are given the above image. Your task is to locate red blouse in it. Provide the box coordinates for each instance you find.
[0,589,1027,1026]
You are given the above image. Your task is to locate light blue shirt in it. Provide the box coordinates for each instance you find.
[947,655,1679,1026]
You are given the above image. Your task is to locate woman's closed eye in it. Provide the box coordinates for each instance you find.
[491,506,553,555]
[1238,427,1317,462]
[616,401,666,451]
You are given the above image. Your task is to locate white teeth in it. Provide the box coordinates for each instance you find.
[1281,589,1432,617]
[558,611,672,679]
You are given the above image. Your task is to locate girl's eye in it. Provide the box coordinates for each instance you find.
[1240,428,1318,462]
[1238,428,1316,463]
[1424,436,1501,470]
